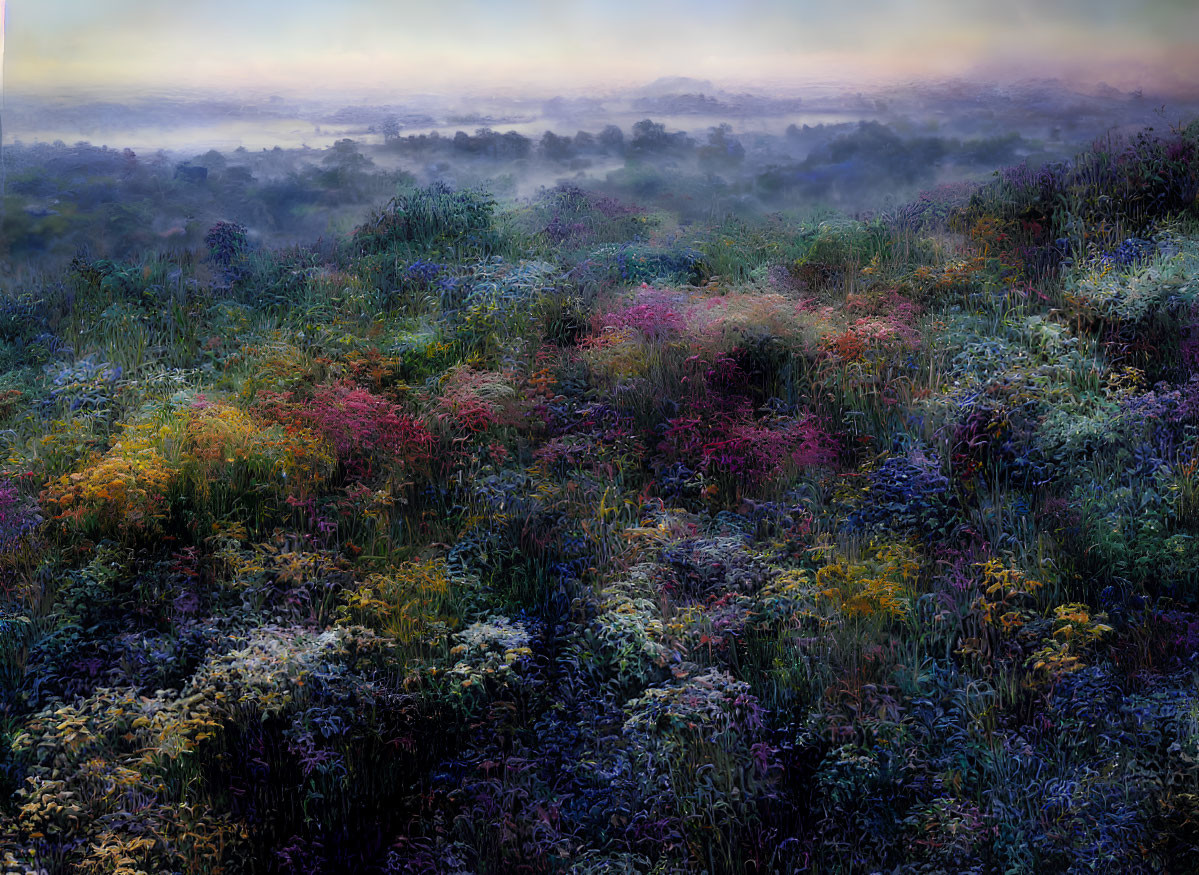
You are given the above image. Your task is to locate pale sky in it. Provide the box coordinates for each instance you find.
[6,0,1199,96]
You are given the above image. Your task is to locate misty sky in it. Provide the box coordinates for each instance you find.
[6,0,1199,96]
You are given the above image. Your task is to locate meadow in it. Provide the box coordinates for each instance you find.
[1,115,1198,873]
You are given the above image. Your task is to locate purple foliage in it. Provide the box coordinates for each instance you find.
[0,479,41,550]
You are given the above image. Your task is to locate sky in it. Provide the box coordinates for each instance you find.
[5,0,1199,98]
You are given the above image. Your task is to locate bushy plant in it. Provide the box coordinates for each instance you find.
[353,183,499,260]
[42,419,179,541]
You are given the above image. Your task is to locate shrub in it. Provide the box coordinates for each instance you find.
[180,399,335,525]
[42,420,179,541]
[353,183,498,259]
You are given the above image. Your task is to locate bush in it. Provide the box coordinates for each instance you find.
[353,183,498,260]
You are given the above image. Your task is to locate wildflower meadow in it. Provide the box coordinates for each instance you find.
[2,117,1199,874]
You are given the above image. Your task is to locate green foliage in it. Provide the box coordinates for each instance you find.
[353,183,499,260]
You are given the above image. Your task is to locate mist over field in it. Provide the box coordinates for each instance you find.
[2,2,1199,874]
[5,75,1198,270]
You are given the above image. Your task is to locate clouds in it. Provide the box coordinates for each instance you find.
[6,0,1198,95]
